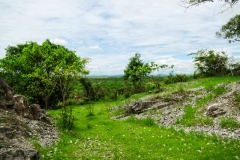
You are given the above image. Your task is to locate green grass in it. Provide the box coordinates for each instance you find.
[35,101,240,160]
[234,93,240,102]
[176,105,196,126]
[176,86,226,127]
[35,76,240,159]
[220,118,240,130]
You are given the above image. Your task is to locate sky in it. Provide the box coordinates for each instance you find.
[0,1,239,75]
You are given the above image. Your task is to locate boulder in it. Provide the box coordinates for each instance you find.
[13,95,30,118]
[0,76,14,108]
[206,103,227,117]
[14,97,51,123]
[127,101,156,114]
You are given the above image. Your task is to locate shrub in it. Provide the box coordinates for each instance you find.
[58,106,74,130]
[164,74,190,84]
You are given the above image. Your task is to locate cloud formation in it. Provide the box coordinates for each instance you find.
[0,0,239,75]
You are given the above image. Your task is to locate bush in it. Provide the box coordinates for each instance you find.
[58,106,74,130]
[164,74,190,84]
[189,49,240,77]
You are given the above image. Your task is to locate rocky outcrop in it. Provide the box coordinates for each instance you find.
[0,108,58,160]
[0,76,14,108]
[206,103,227,117]
[113,82,240,139]
[127,101,156,114]
[0,76,58,160]
[0,149,39,160]
[13,95,51,123]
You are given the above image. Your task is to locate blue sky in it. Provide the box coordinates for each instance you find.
[0,0,239,75]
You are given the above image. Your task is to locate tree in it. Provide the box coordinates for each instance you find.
[124,53,173,92]
[180,0,239,12]
[124,53,151,91]
[54,59,89,108]
[0,39,89,108]
[148,62,174,89]
[189,49,230,77]
[216,14,240,43]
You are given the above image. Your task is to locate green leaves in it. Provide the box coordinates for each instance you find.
[216,14,240,43]
[189,49,231,77]
[0,39,89,108]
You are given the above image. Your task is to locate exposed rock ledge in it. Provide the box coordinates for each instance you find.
[0,76,59,160]
[0,108,59,160]
[112,81,240,139]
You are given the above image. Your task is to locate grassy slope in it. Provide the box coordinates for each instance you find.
[37,76,240,160]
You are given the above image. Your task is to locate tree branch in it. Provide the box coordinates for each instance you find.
[179,0,239,12]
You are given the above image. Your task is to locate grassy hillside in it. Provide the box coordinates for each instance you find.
[36,76,240,160]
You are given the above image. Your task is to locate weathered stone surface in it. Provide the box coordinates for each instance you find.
[13,95,29,118]
[0,76,14,107]
[127,101,156,114]
[113,82,240,139]
[206,103,227,117]
[0,76,58,159]
[0,108,59,159]
[0,149,39,160]
[13,96,51,123]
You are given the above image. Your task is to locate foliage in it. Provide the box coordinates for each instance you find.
[148,62,174,89]
[124,53,151,92]
[180,0,239,12]
[86,104,95,116]
[189,49,233,77]
[124,53,172,93]
[58,106,75,130]
[0,39,89,108]
[216,14,240,43]
[164,72,190,84]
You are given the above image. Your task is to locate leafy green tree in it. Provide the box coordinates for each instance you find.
[54,59,89,108]
[216,14,240,43]
[148,62,174,89]
[124,53,151,91]
[189,49,230,77]
[0,39,89,108]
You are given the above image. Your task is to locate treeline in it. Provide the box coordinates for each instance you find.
[0,40,239,109]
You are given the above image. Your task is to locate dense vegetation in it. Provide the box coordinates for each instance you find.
[0,39,89,109]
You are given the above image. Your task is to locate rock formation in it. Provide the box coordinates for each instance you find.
[0,76,58,160]
[0,76,14,108]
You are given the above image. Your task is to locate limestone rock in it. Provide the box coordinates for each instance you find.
[127,101,156,114]
[0,149,39,160]
[13,95,29,118]
[206,103,227,117]
[0,76,14,108]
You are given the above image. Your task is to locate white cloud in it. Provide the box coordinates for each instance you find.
[51,38,67,46]
[0,0,239,75]
[88,45,102,50]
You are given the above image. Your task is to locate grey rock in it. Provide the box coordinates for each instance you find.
[0,149,39,160]
[206,103,227,117]
[0,76,14,108]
